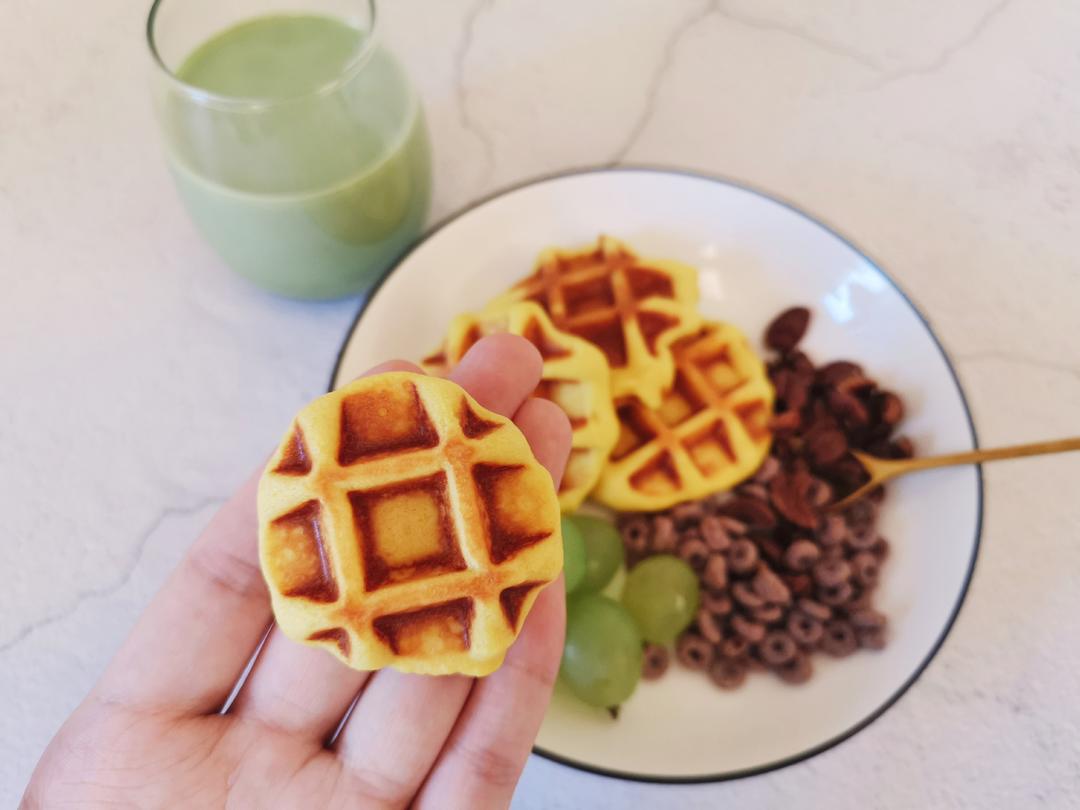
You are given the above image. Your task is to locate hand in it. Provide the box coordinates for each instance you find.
[23,336,572,810]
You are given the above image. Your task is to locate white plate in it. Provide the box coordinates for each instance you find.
[331,168,982,783]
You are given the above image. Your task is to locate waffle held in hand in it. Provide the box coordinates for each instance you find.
[258,372,563,677]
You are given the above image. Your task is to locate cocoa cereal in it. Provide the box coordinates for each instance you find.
[720,635,750,659]
[642,643,670,680]
[701,516,733,552]
[716,516,749,536]
[851,552,880,589]
[784,539,821,571]
[676,632,714,670]
[857,625,888,650]
[752,604,784,624]
[797,598,832,622]
[652,514,678,553]
[709,658,748,690]
[821,620,858,657]
[732,582,766,610]
[812,558,852,588]
[703,591,733,616]
[819,580,855,606]
[731,615,767,644]
[696,608,724,645]
[777,653,814,684]
[818,514,848,547]
[671,500,706,528]
[759,631,798,666]
[787,611,824,646]
[621,516,651,556]
[728,539,759,574]
[850,608,887,631]
[703,553,728,590]
[677,536,710,571]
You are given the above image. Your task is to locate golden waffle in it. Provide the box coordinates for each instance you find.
[594,322,774,512]
[487,236,701,408]
[422,303,618,513]
[257,372,562,676]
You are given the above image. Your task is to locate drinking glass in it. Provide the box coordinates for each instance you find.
[147,0,431,299]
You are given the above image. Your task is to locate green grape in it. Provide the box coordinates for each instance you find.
[621,555,700,644]
[561,516,587,595]
[561,593,642,709]
[568,515,624,592]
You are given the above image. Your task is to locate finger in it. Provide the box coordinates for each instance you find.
[414,574,566,809]
[231,360,422,737]
[228,627,373,739]
[335,672,474,807]
[511,398,572,488]
[334,396,568,805]
[449,334,543,416]
[94,469,272,714]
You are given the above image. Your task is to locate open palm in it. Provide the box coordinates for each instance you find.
[22,336,571,810]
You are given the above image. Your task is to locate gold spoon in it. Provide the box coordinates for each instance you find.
[830,436,1080,511]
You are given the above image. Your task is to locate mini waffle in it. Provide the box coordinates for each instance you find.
[258,372,562,676]
[422,302,618,512]
[487,236,701,408]
[594,322,774,512]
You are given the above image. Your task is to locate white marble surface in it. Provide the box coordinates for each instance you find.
[2,0,1079,807]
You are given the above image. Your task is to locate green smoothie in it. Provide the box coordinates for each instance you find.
[164,14,431,299]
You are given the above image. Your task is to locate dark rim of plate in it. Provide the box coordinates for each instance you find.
[328,165,983,785]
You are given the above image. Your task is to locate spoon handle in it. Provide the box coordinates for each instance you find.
[890,436,1080,475]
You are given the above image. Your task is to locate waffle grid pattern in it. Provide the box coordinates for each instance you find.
[488,236,702,407]
[258,373,561,676]
[596,323,775,511]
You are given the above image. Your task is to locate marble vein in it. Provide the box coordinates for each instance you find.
[713,1,885,74]
[0,496,225,656]
[454,0,497,180]
[609,0,895,163]
[609,0,719,165]
[867,0,1015,89]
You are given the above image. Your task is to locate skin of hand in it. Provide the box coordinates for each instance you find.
[21,335,572,810]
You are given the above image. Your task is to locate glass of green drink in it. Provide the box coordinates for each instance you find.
[147,0,432,299]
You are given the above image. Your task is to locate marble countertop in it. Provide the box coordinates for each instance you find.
[3,0,1079,806]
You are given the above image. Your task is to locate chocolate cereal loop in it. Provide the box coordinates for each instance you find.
[728,539,759,574]
[642,643,670,680]
[703,553,728,590]
[784,538,821,571]
[709,657,749,690]
[787,611,824,647]
[678,537,710,571]
[676,632,714,670]
[760,631,798,666]
[821,620,858,657]
[777,653,814,684]
[696,608,724,645]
